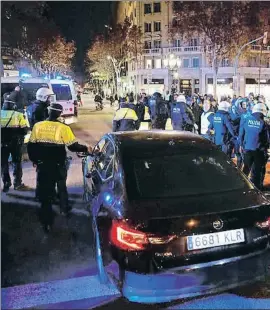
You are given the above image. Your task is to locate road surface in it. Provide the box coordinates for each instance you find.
[1,95,270,309]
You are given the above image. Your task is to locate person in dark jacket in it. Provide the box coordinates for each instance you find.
[112,101,140,132]
[27,103,91,233]
[229,98,247,167]
[148,92,169,130]
[27,87,54,129]
[190,97,203,134]
[170,94,195,131]
[1,98,29,192]
[208,100,235,154]
[239,103,269,190]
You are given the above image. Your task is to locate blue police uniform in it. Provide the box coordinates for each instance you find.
[238,112,269,189]
[170,102,192,130]
[208,110,235,153]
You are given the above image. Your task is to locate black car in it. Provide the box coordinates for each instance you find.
[81,131,270,304]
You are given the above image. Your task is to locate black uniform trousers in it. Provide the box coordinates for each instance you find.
[243,150,265,189]
[1,139,23,187]
[36,162,69,227]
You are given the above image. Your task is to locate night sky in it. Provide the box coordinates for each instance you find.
[47,1,116,80]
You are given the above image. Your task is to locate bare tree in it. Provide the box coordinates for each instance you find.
[171,1,262,97]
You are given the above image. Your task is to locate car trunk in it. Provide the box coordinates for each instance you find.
[126,189,270,270]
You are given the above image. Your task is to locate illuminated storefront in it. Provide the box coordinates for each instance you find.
[245,78,270,101]
[207,78,233,100]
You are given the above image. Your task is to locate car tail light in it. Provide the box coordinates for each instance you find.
[110,220,177,251]
[110,220,149,251]
[69,108,72,111]
[256,217,270,229]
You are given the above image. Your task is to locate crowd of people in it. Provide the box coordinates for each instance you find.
[113,91,270,191]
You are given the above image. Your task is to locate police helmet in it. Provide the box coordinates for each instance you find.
[218,101,231,112]
[36,87,55,103]
[176,95,186,103]
[252,103,267,116]
[152,92,162,99]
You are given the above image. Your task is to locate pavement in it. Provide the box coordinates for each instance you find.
[1,95,270,309]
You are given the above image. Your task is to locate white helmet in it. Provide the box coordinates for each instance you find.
[177,95,186,103]
[218,101,230,112]
[252,103,267,116]
[36,87,55,102]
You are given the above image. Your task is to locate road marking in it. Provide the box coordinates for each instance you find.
[1,275,120,309]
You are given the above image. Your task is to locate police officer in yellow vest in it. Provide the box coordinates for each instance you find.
[112,98,140,132]
[27,103,92,233]
[1,98,29,192]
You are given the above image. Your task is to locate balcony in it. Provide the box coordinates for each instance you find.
[250,45,270,53]
[142,48,162,55]
[165,46,204,53]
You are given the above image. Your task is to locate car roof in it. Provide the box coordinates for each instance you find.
[1,77,50,84]
[109,130,212,150]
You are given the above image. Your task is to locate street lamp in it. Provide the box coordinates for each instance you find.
[163,53,181,94]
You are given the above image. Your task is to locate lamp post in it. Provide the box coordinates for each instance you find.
[163,53,181,94]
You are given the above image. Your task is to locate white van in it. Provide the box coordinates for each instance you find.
[1,76,52,106]
[50,79,78,120]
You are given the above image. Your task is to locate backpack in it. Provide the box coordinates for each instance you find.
[26,103,38,128]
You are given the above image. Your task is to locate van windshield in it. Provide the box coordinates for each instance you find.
[52,84,72,101]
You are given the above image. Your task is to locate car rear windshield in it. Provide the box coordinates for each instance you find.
[122,144,248,200]
[52,84,72,101]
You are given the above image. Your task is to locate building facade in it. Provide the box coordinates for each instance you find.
[117,1,270,100]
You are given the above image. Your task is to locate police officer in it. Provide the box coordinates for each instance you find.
[27,103,91,233]
[208,100,235,153]
[27,87,55,129]
[148,92,169,130]
[171,94,195,131]
[200,100,214,141]
[1,97,29,192]
[238,103,269,190]
[112,98,140,132]
[229,98,247,167]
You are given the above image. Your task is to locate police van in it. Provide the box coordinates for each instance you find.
[50,79,78,123]
[1,77,78,124]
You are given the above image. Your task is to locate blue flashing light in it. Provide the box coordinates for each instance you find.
[103,192,114,206]
[20,73,32,78]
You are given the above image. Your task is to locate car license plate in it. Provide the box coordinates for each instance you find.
[187,229,245,251]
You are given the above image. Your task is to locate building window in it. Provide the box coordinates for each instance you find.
[155,58,162,69]
[173,39,181,47]
[153,2,161,13]
[144,3,152,14]
[130,12,133,21]
[183,58,190,68]
[146,59,152,69]
[154,21,161,32]
[192,58,199,67]
[153,40,161,48]
[221,58,229,67]
[144,22,152,33]
[134,9,136,17]
[144,41,152,49]
[189,38,198,46]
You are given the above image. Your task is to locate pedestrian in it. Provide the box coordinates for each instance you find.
[1,97,29,192]
[112,99,140,132]
[200,100,214,141]
[148,92,169,130]
[229,98,247,167]
[238,103,269,190]
[208,100,235,154]
[190,96,203,134]
[27,103,91,234]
